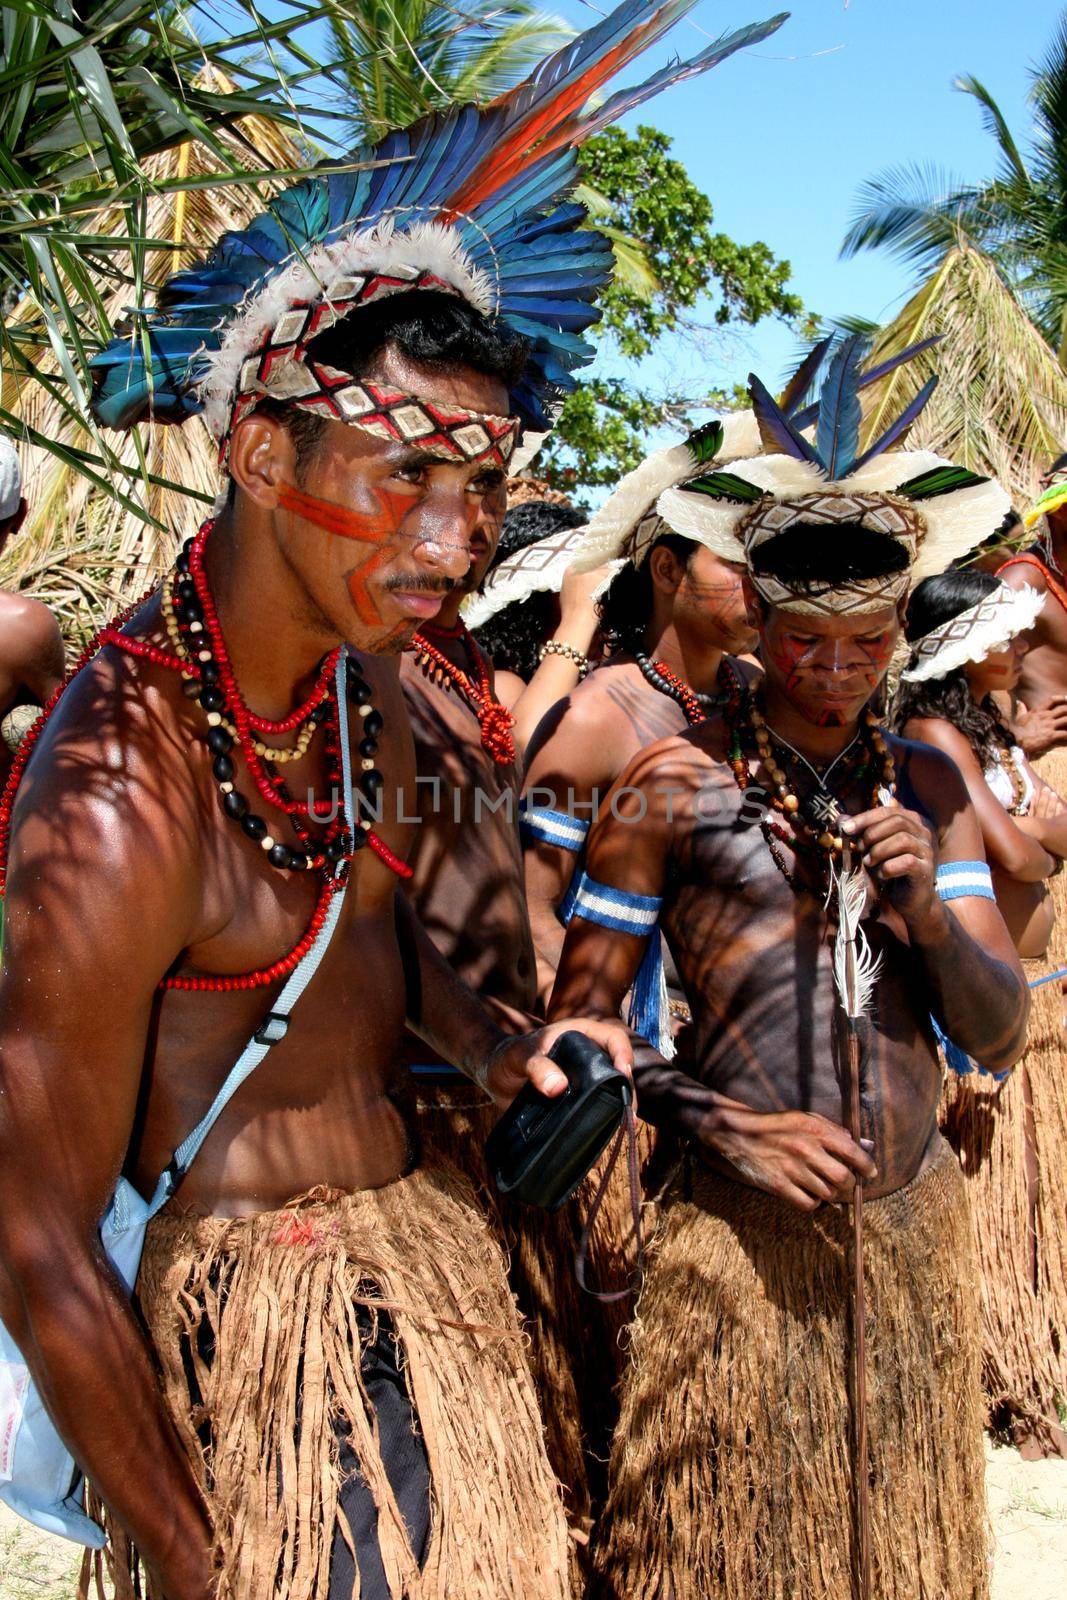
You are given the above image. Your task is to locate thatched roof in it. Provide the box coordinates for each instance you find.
[859,243,1067,509]
[0,75,306,639]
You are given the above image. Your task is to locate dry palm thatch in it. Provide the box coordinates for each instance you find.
[0,71,307,642]
[858,242,1067,509]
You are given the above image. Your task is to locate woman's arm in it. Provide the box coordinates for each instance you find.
[903,717,1056,882]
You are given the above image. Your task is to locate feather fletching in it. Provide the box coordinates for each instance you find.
[680,469,763,503]
[684,419,725,465]
[749,372,822,464]
[816,334,867,480]
[831,855,881,1022]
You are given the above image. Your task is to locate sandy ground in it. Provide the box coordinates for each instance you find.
[1,1439,1065,1596]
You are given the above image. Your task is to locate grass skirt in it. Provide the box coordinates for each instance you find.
[591,1138,988,1600]
[939,968,1067,1450]
[82,1164,570,1600]
[415,1085,654,1531]
[937,738,1067,1452]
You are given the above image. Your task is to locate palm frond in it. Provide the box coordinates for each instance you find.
[0,65,308,630]
[953,74,1030,185]
[840,161,985,267]
[857,244,1067,505]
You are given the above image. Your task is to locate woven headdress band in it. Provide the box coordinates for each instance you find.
[220,267,519,469]
[743,491,924,617]
[901,582,1045,683]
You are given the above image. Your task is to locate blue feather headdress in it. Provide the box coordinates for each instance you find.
[90,2,789,465]
[647,336,1013,614]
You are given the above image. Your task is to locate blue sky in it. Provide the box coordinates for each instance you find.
[251,0,1059,427]
[545,0,1059,396]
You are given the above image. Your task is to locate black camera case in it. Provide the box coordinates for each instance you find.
[484,1030,632,1210]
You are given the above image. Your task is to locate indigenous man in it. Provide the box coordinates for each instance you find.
[517,418,762,1021]
[550,347,1029,1600]
[0,5,782,1592]
[0,434,65,785]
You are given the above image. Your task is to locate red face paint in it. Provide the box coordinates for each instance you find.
[277,480,414,630]
[763,615,898,725]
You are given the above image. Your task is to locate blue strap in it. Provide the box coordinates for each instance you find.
[147,650,355,1217]
[935,860,995,902]
[519,800,590,854]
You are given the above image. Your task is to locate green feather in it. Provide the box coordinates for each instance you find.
[681,469,762,503]
[897,465,990,500]
[684,419,724,465]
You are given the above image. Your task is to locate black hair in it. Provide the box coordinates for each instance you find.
[472,500,585,680]
[890,569,1016,765]
[239,291,529,486]
[950,506,1024,571]
[1047,450,1067,477]
[749,521,909,590]
[597,531,696,652]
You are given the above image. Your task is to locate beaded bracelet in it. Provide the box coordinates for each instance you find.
[539,640,590,679]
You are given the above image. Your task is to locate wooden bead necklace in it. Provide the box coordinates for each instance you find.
[726,693,896,893]
[410,621,517,764]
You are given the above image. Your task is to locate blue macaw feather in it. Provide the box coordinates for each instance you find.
[815,334,867,480]
[90,0,791,433]
[778,335,834,418]
[850,376,939,473]
[749,373,822,465]
[791,335,943,432]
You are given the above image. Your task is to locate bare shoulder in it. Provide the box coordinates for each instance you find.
[611,715,727,797]
[900,714,983,774]
[998,554,1049,593]
[0,590,62,641]
[524,662,641,780]
[7,641,203,923]
[888,730,970,830]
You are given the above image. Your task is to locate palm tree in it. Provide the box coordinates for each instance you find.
[841,11,1067,361]
[0,67,308,635]
[326,2,572,140]
[856,242,1067,506]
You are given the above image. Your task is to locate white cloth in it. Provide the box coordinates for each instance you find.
[983,745,1033,814]
[0,434,20,521]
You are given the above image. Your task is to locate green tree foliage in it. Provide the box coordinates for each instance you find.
[542,125,809,496]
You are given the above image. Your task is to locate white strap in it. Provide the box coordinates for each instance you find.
[148,650,355,1215]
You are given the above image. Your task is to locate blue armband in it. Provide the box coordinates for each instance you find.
[570,873,662,935]
[935,860,995,903]
[519,801,590,853]
[569,873,674,1059]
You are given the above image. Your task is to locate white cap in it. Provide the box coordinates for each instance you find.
[0,434,22,521]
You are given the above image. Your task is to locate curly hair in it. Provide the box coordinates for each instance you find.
[471,500,585,680]
[890,569,1016,767]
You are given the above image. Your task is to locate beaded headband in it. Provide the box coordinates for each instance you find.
[742,491,924,617]
[901,582,1045,683]
[219,267,519,469]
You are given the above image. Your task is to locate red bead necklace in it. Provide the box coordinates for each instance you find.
[411,622,517,764]
[0,522,411,994]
